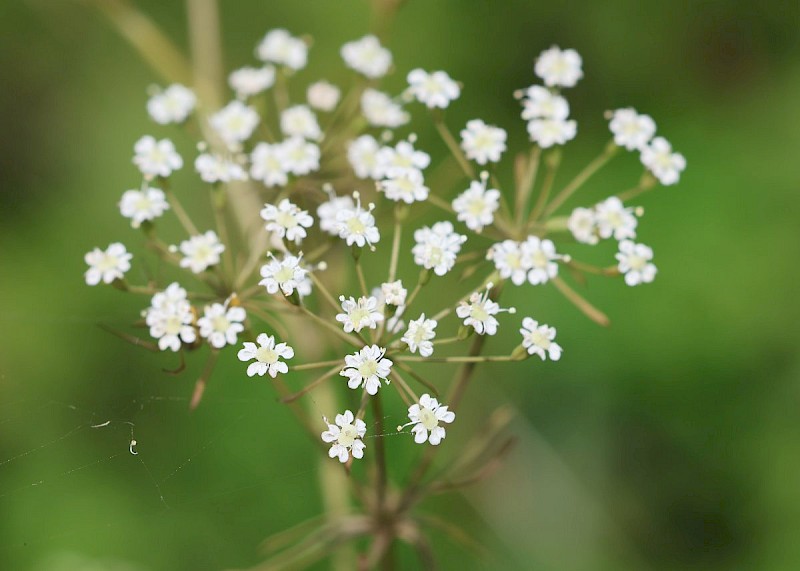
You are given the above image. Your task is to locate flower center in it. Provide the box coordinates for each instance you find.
[275,266,295,283]
[411,326,428,345]
[164,315,184,335]
[418,407,439,431]
[470,303,489,322]
[628,254,647,270]
[135,196,153,212]
[607,211,623,228]
[193,244,212,261]
[504,250,522,269]
[529,330,551,349]
[276,211,298,229]
[350,307,370,328]
[358,359,378,378]
[337,424,357,447]
[531,249,548,268]
[256,346,278,364]
[211,315,230,333]
[346,216,366,235]
[97,254,120,271]
[467,198,487,216]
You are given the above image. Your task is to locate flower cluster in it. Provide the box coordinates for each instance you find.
[85,28,684,476]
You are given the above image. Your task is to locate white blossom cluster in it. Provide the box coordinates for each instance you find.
[85,28,685,468]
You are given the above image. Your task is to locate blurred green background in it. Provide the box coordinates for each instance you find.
[2,0,800,569]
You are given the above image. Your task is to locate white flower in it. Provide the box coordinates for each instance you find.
[567,207,599,245]
[401,314,437,357]
[456,283,514,336]
[317,192,354,236]
[228,66,275,99]
[405,394,455,445]
[198,303,246,349]
[460,119,507,165]
[256,29,307,70]
[412,221,466,276]
[84,242,132,285]
[195,153,247,184]
[340,345,393,395]
[379,168,429,204]
[281,137,320,175]
[133,136,183,178]
[381,280,407,306]
[145,288,196,352]
[377,140,431,178]
[280,105,321,141]
[520,317,562,361]
[250,142,290,187]
[260,199,314,244]
[522,236,561,285]
[487,240,529,286]
[527,118,577,148]
[520,85,570,120]
[336,193,380,248]
[321,410,366,463]
[452,178,501,232]
[641,137,686,186]
[406,69,460,108]
[336,295,384,333]
[259,253,307,296]
[609,108,656,151]
[594,196,638,240]
[616,240,657,286]
[209,101,259,149]
[361,88,409,128]
[147,84,196,124]
[347,135,383,180]
[341,35,392,78]
[307,81,340,111]
[179,230,225,273]
[149,282,188,310]
[237,333,294,377]
[119,187,169,228]
[534,46,583,88]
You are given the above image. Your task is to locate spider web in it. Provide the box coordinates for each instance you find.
[0,369,407,570]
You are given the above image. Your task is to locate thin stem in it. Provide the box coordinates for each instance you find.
[388,219,402,283]
[281,365,341,403]
[433,116,474,178]
[187,0,224,109]
[528,148,562,224]
[355,259,369,297]
[211,186,235,278]
[298,305,362,348]
[309,272,343,313]
[371,394,388,507]
[397,355,513,363]
[551,276,610,326]
[388,370,416,405]
[91,0,193,84]
[542,141,618,218]
[190,349,220,410]
[394,361,438,397]
[293,359,345,372]
[514,146,541,227]
[167,192,199,236]
[566,259,620,276]
[426,193,454,214]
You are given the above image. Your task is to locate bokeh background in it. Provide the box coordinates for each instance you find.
[2,1,800,569]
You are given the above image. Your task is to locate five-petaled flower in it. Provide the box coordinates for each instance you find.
[321,410,367,463]
[238,334,294,377]
[341,345,393,395]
